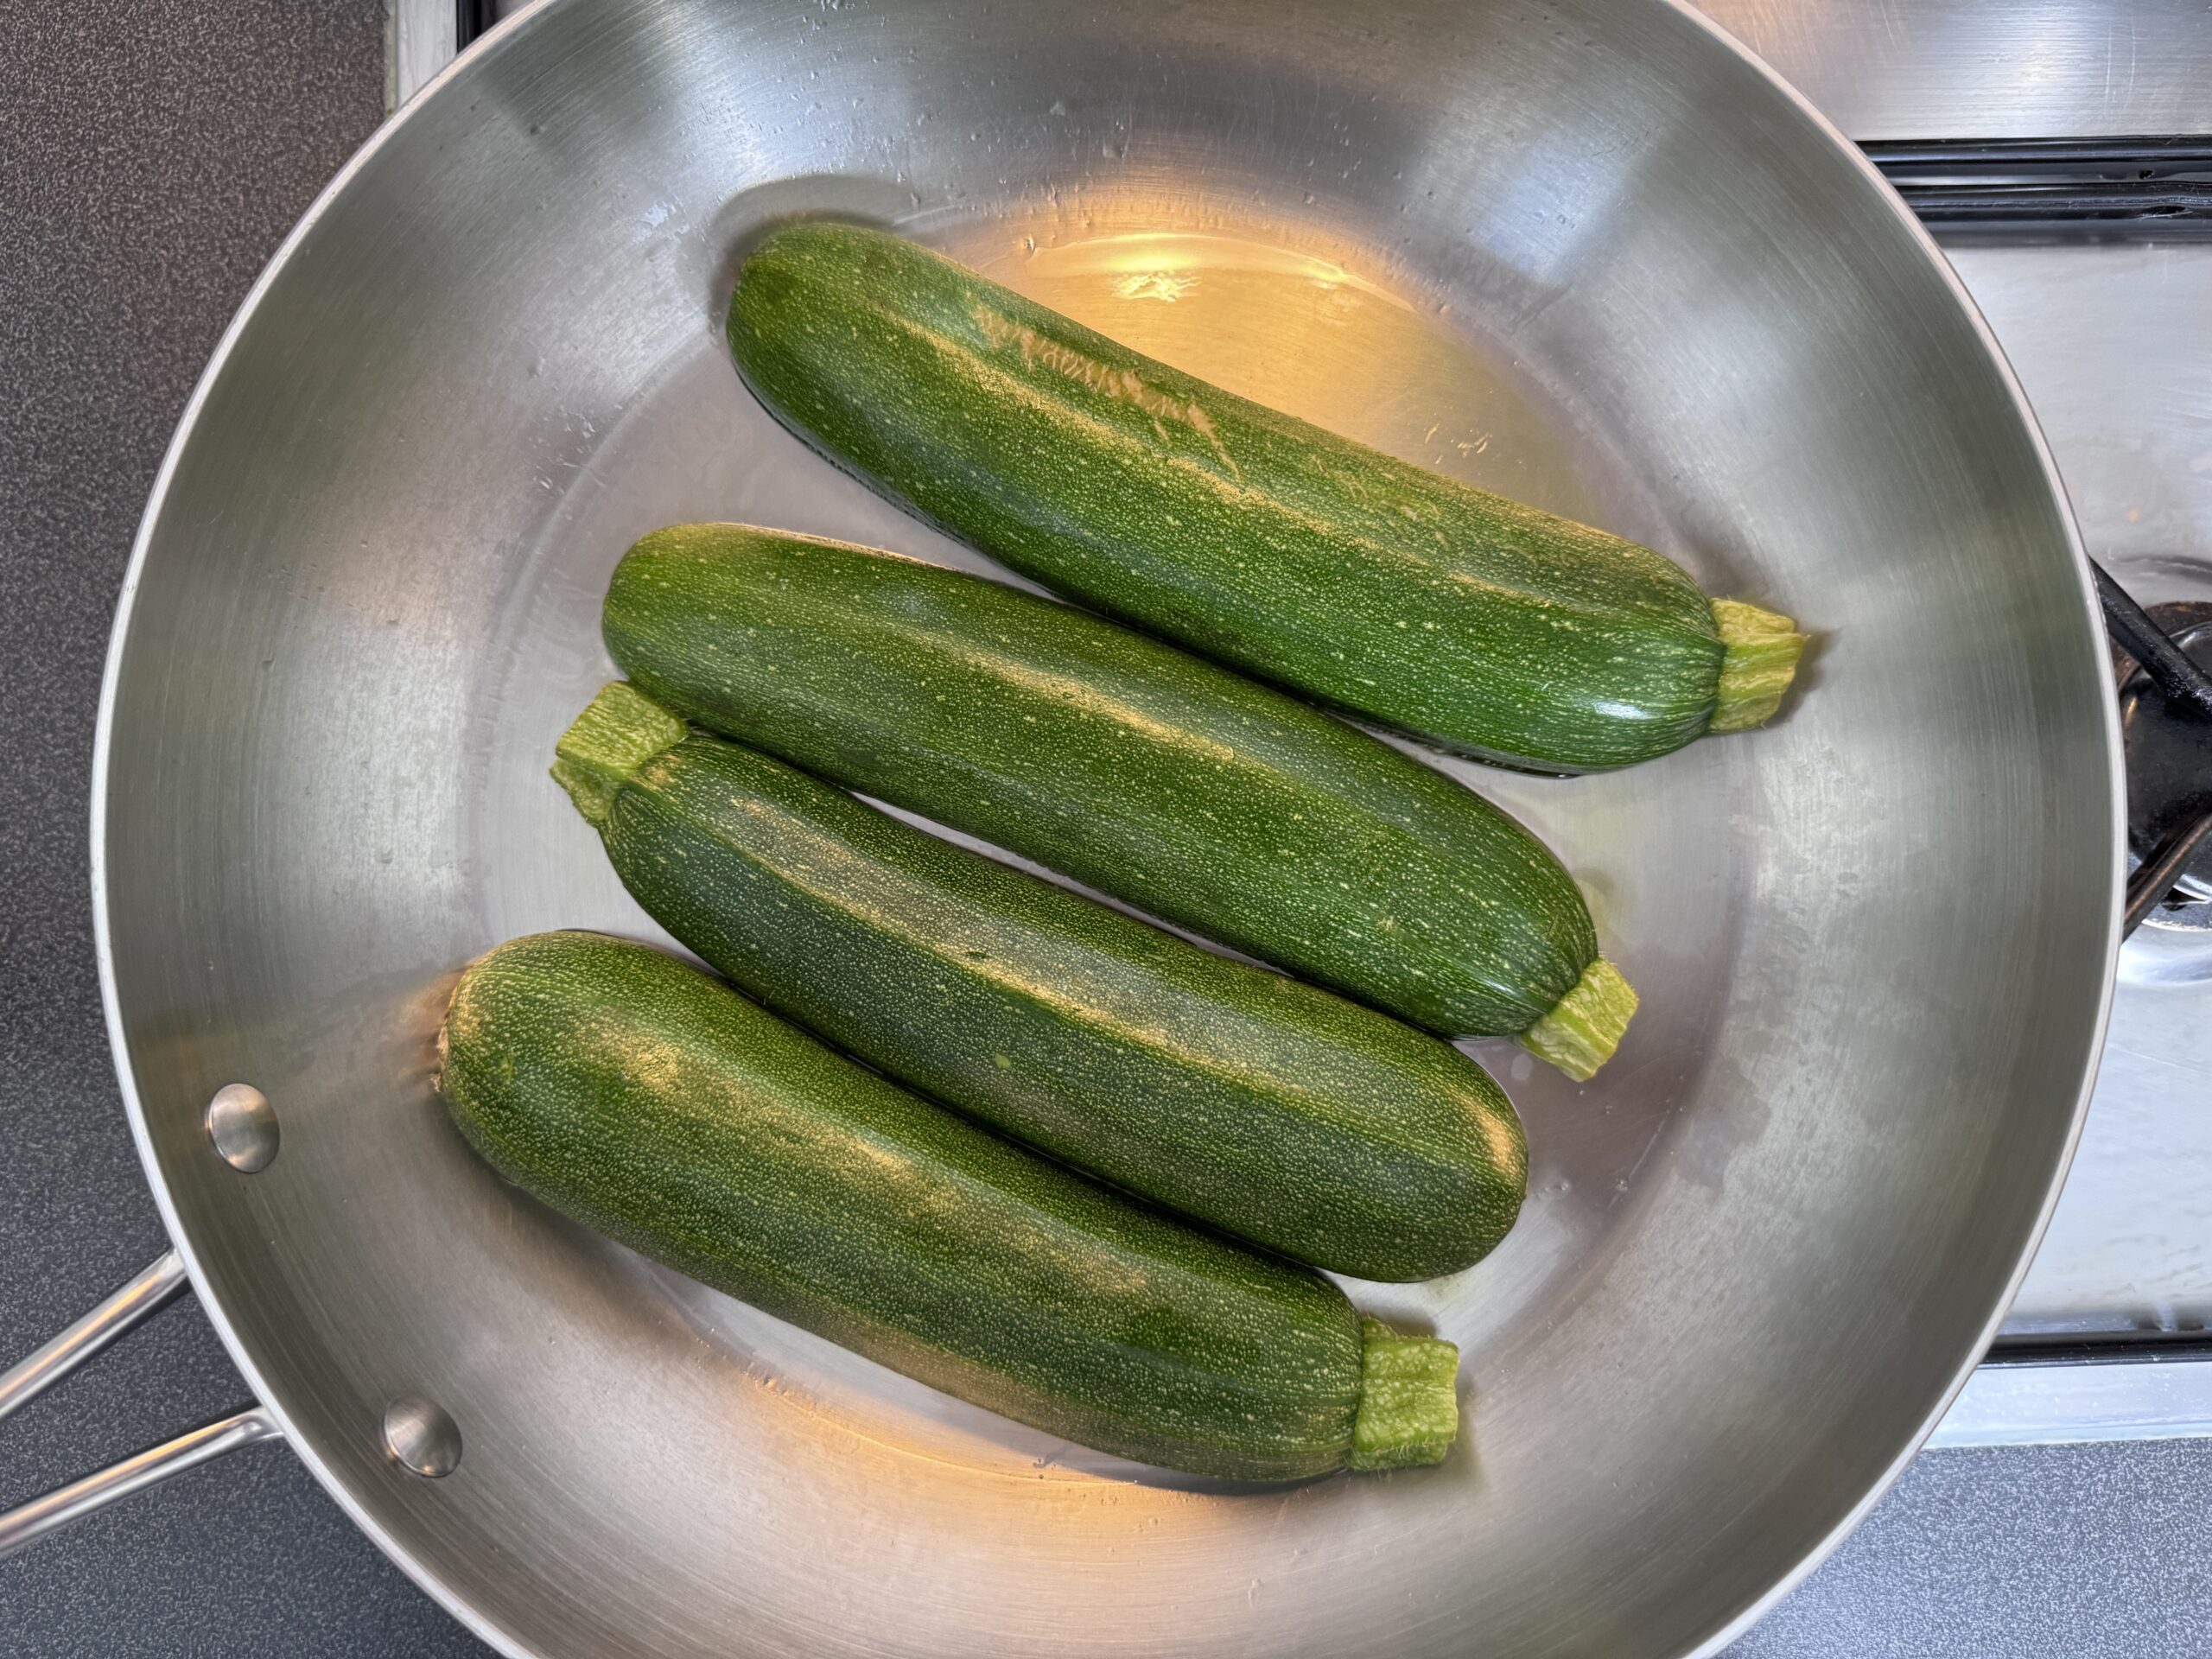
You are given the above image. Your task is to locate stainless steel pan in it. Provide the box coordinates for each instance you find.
[0,0,2121,1652]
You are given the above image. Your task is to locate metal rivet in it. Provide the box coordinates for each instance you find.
[204,1084,279,1173]
[382,1396,462,1478]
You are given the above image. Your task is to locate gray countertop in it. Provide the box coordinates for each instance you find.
[3,4,2209,1654]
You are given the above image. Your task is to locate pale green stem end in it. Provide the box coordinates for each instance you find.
[1520,957,1638,1081]
[551,681,688,825]
[1708,599,1808,734]
[1349,1319,1459,1472]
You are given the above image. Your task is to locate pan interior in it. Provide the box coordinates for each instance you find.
[98,2,2115,1656]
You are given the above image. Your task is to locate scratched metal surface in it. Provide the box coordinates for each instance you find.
[1696,0,2212,139]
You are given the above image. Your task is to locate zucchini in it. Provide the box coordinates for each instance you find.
[553,682,1526,1281]
[601,524,1637,1077]
[439,931,1459,1480]
[725,221,1805,773]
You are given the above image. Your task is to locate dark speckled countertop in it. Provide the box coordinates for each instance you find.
[3,4,2210,1654]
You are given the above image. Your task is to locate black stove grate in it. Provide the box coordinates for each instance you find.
[1866,137,2212,236]
[2097,568,2212,933]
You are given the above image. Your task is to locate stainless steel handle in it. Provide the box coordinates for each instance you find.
[0,1249,189,1424]
[0,1250,281,1560]
[0,1408,282,1560]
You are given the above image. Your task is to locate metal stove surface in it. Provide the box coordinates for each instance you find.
[1958,247,2212,1339]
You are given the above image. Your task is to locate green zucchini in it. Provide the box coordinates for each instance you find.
[725,220,1806,773]
[601,524,1637,1077]
[439,931,1458,1480]
[553,682,1526,1281]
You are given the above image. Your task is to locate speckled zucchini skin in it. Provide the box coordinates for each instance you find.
[565,700,1526,1281]
[726,220,1728,773]
[601,525,1598,1039]
[438,931,1374,1481]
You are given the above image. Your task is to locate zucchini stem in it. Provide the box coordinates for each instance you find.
[1349,1318,1459,1471]
[552,681,688,824]
[1520,957,1638,1081]
[1708,600,1807,734]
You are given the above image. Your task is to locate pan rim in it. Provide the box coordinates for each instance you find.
[87,8,569,1656]
[86,0,2124,1654]
[1638,10,2123,1649]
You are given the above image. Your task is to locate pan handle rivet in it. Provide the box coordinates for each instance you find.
[204,1084,279,1173]
[382,1396,462,1478]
